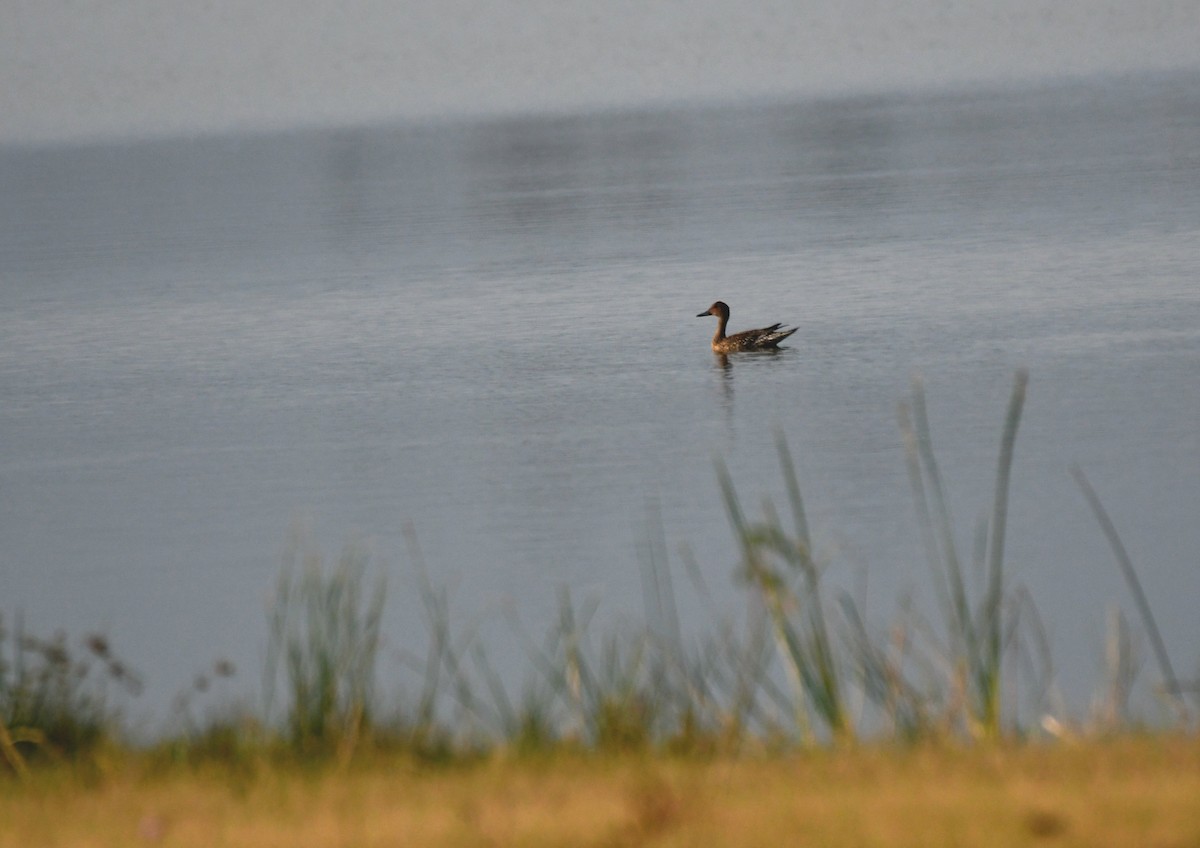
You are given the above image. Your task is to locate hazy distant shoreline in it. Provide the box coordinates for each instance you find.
[5,65,1200,151]
[4,0,1199,146]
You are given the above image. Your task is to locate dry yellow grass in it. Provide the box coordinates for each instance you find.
[3,736,1199,848]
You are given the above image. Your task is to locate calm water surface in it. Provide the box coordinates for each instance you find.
[3,73,1198,722]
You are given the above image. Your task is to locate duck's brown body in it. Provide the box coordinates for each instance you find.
[696,301,797,353]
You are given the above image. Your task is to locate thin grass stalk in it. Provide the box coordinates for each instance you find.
[837,595,922,736]
[440,624,487,745]
[897,402,956,646]
[638,505,699,734]
[415,613,446,733]
[471,641,516,740]
[407,568,494,746]
[900,399,977,729]
[746,581,813,741]
[1100,607,1136,727]
[263,561,292,727]
[720,455,854,742]
[775,431,811,551]
[716,460,814,744]
[1071,464,1187,719]
[700,604,773,742]
[505,607,566,705]
[404,523,453,740]
[720,608,787,736]
[676,646,723,742]
[774,438,851,740]
[1008,586,1055,728]
[908,378,975,665]
[900,373,1032,736]
[977,368,1027,735]
[677,545,762,738]
[778,547,849,737]
[638,502,684,657]
[265,537,384,755]
[555,587,590,739]
[741,615,784,736]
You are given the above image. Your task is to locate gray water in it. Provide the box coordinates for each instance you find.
[3,72,1199,725]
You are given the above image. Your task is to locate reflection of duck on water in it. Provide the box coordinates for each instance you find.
[696,301,797,353]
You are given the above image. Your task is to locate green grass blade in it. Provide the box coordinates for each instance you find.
[979,368,1028,734]
[1071,464,1184,714]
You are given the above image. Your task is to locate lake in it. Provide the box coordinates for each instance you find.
[2,71,1198,727]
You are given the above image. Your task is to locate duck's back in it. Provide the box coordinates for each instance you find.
[714,324,797,353]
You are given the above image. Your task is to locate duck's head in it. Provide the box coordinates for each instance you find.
[696,301,730,319]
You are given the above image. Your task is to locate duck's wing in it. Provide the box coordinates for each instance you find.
[729,323,783,342]
[755,325,798,348]
[724,322,797,350]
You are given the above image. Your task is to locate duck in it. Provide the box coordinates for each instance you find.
[696,301,797,353]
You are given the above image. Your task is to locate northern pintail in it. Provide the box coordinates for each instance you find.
[696,301,797,353]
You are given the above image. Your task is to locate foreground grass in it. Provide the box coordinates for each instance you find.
[6,371,1195,846]
[4,736,1198,848]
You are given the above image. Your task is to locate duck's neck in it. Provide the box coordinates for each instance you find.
[712,313,728,344]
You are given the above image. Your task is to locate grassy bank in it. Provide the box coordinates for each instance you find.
[3,736,1198,847]
[3,369,1196,848]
